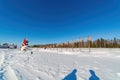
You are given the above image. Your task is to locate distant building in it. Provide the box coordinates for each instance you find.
[9,44,17,49]
[2,43,9,48]
[0,43,17,49]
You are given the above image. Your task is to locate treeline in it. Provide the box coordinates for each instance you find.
[30,37,120,48]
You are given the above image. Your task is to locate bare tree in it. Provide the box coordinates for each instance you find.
[87,36,92,52]
[78,38,82,51]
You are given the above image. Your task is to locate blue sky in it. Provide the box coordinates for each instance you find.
[0,0,120,45]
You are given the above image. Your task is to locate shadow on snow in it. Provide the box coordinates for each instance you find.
[62,69,100,80]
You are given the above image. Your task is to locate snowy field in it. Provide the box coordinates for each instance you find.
[0,48,120,80]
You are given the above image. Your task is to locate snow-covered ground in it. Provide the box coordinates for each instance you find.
[0,48,120,80]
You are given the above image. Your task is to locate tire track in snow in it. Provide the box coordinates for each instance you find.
[0,54,4,80]
[0,54,4,67]
[0,53,18,80]
[4,66,18,80]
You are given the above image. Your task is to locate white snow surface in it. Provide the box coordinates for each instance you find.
[0,48,120,80]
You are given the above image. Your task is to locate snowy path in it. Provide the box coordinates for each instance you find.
[0,48,120,80]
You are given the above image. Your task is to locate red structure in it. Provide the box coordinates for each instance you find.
[21,38,28,51]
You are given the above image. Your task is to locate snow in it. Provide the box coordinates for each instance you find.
[0,48,120,80]
[4,66,18,80]
[0,53,4,67]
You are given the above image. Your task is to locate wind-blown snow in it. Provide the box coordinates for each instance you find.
[0,48,120,80]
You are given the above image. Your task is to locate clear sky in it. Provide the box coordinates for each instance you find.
[0,0,120,45]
